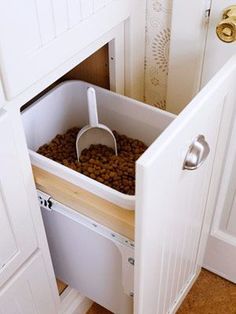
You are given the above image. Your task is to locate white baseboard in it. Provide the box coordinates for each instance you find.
[203,231,236,283]
[59,287,93,314]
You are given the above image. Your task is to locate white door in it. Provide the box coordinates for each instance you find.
[0,109,37,287]
[166,0,210,114]
[135,56,236,313]
[201,2,236,85]
[201,1,236,283]
[0,252,57,314]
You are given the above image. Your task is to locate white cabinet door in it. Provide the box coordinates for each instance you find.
[0,252,57,314]
[0,109,37,287]
[135,57,236,314]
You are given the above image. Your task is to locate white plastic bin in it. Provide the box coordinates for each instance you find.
[22,81,174,210]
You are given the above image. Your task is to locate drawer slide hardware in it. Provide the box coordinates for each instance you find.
[38,190,52,211]
[37,189,134,249]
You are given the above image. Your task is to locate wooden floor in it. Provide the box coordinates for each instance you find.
[56,279,67,295]
[177,269,236,314]
[87,303,111,314]
[86,269,236,314]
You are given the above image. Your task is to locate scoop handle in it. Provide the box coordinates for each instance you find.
[87,87,99,127]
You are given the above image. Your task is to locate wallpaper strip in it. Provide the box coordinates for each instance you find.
[144,0,173,110]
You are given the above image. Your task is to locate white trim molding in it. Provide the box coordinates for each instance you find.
[60,287,93,314]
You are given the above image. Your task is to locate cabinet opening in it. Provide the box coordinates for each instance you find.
[61,44,110,90]
[20,39,173,313]
[20,44,110,112]
[21,41,113,294]
[20,41,137,312]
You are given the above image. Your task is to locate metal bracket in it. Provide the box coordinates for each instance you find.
[37,190,53,211]
[114,242,135,297]
[205,0,211,19]
[205,8,211,18]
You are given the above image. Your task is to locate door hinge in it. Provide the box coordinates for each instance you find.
[37,190,53,211]
[205,8,211,18]
[1,263,6,269]
[205,0,211,19]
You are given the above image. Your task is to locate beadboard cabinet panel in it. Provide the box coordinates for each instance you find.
[0,109,37,287]
[135,56,236,314]
[0,0,132,99]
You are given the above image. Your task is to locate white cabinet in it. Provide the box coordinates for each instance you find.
[0,252,57,314]
[22,58,236,313]
[0,109,37,287]
[0,1,236,312]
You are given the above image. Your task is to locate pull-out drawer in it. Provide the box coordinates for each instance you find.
[22,57,236,313]
[33,166,135,240]
[39,190,134,314]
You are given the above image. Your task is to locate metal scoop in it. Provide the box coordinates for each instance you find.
[76,87,118,160]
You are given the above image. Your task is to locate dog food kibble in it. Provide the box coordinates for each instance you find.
[37,127,148,195]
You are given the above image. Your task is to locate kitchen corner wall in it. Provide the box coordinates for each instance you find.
[144,0,173,110]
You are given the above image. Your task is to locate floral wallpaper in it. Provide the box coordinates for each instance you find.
[144,0,173,110]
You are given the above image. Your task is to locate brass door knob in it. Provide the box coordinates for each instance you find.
[216,5,236,43]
